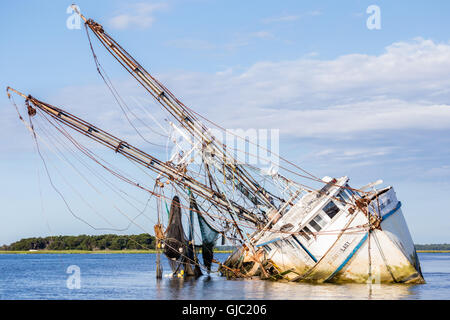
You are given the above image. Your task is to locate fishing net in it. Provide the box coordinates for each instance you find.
[164,196,187,261]
[163,195,202,277]
[190,194,220,272]
[187,196,203,277]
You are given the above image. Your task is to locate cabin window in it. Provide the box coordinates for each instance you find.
[263,245,272,252]
[285,239,295,249]
[309,220,321,232]
[337,189,350,205]
[280,223,294,232]
[300,226,313,241]
[379,198,392,211]
[289,238,299,248]
[323,201,340,219]
[309,214,326,232]
[346,184,361,197]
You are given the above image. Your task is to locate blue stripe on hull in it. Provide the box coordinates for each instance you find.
[292,235,317,263]
[325,232,369,282]
[381,201,402,221]
[256,237,281,247]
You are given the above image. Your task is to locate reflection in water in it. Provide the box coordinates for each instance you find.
[201,276,213,289]
[153,271,419,300]
[0,252,447,299]
[132,253,446,300]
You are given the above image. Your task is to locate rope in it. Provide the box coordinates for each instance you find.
[85,24,168,147]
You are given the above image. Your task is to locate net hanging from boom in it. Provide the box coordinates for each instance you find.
[189,193,220,272]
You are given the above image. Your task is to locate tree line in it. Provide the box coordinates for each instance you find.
[0,234,156,251]
[1,234,448,251]
[415,243,450,251]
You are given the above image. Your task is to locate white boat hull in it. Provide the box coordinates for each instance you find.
[221,179,424,284]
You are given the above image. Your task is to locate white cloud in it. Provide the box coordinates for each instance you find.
[5,38,450,153]
[249,31,274,39]
[154,38,450,138]
[422,165,450,178]
[262,11,322,24]
[164,38,216,50]
[109,2,168,30]
[224,31,275,51]
[262,15,300,23]
[314,147,394,160]
[307,10,322,17]
[165,31,274,52]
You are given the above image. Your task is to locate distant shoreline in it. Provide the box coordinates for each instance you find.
[0,249,234,254]
[0,249,447,254]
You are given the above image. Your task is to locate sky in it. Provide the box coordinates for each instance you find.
[1,0,450,245]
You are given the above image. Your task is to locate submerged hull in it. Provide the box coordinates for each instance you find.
[220,177,424,284]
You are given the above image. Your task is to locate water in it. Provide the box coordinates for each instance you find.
[0,252,448,300]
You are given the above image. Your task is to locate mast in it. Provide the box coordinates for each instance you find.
[6,87,261,226]
[71,5,277,214]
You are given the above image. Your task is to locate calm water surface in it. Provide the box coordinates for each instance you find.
[0,252,448,300]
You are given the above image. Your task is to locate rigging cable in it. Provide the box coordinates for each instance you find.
[85,23,168,147]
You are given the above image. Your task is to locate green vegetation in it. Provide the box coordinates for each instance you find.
[0,250,158,254]
[416,250,450,253]
[1,235,448,254]
[415,244,450,251]
[0,234,155,252]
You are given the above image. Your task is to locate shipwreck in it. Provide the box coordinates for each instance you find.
[6,5,424,284]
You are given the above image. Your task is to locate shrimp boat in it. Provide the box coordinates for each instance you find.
[223,177,424,283]
[6,5,424,284]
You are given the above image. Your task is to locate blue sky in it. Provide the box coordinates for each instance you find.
[1,0,450,245]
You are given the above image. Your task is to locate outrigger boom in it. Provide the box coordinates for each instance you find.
[6,86,261,226]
